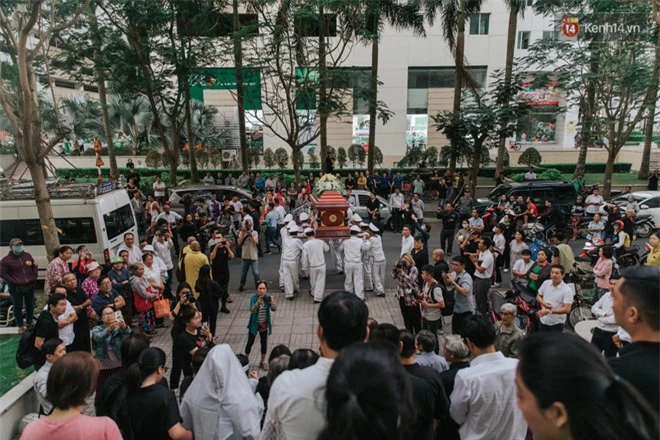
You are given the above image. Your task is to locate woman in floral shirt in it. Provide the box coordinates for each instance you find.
[44,246,73,296]
[392,253,421,334]
[81,262,103,303]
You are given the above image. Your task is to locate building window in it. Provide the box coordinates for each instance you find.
[83,84,99,93]
[517,31,531,49]
[54,79,76,89]
[294,13,338,37]
[179,11,259,37]
[469,14,490,35]
[542,30,559,41]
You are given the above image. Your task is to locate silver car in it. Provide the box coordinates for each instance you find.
[349,190,393,230]
[168,185,253,217]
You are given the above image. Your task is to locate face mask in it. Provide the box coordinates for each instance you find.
[12,245,24,254]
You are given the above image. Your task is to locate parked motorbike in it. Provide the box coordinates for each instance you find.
[488,285,536,335]
[566,271,596,329]
[634,214,656,239]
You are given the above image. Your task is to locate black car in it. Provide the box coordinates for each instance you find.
[475,181,578,215]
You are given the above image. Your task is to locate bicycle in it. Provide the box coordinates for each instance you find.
[566,271,596,329]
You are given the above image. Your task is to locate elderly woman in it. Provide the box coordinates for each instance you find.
[130,263,158,335]
[92,306,131,407]
[494,303,524,358]
[392,253,421,334]
[44,245,73,296]
[81,261,103,303]
[437,336,471,440]
[142,251,165,294]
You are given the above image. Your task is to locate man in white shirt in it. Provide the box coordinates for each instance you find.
[281,224,304,300]
[400,225,414,257]
[339,225,370,300]
[156,202,183,253]
[467,209,484,234]
[262,292,369,440]
[34,338,66,414]
[274,198,287,232]
[512,249,534,287]
[302,228,330,303]
[471,237,494,315]
[203,172,214,185]
[117,232,143,265]
[536,265,574,332]
[450,315,527,439]
[585,187,604,215]
[411,193,425,223]
[389,187,405,233]
[524,166,537,181]
[367,224,386,297]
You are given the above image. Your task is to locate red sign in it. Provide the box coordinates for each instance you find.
[561,17,580,39]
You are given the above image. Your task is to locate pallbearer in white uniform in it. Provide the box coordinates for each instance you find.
[301,227,330,303]
[339,224,370,300]
[281,222,303,299]
[360,222,374,291]
[278,214,294,291]
[366,223,386,297]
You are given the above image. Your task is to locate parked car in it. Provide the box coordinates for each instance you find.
[476,181,577,215]
[168,185,253,217]
[610,191,660,229]
[349,190,393,230]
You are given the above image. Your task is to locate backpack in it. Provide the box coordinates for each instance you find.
[16,327,36,369]
[623,232,631,248]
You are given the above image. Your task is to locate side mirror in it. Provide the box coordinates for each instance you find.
[640,205,649,210]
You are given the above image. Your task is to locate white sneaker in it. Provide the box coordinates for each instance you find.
[493,283,501,287]
[503,268,509,273]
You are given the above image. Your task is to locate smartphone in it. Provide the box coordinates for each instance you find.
[201,322,209,330]
[115,311,123,321]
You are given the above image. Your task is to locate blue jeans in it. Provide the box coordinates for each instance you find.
[240,259,260,289]
[7,284,35,327]
[265,227,278,252]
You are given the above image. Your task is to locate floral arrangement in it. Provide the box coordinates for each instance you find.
[312,173,346,197]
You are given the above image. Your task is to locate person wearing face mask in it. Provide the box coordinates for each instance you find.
[0,238,38,332]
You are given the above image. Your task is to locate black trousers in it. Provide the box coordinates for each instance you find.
[539,322,564,333]
[422,317,442,354]
[202,303,219,338]
[169,327,182,389]
[441,228,455,253]
[473,277,491,315]
[399,297,422,334]
[246,330,268,355]
[452,311,473,335]
[591,328,618,357]
[392,208,402,232]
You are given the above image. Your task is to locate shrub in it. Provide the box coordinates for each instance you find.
[145,150,161,169]
[425,146,439,167]
[337,147,347,169]
[274,148,289,169]
[518,147,542,167]
[263,148,275,169]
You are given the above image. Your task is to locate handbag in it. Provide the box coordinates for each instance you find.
[133,285,154,313]
[153,296,171,319]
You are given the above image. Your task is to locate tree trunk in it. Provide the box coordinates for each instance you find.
[496,7,518,174]
[575,42,599,177]
[318,3,329,173]
[291,143,301,183]
[367,39,378,175]
[169,128,180,187]
[450,0,466,173]
[26,158,60,259]
[603,148,616,199]
[638,37,660,180]
[233,0,249,173]
[469,142,481,196]
[184,83,199,183]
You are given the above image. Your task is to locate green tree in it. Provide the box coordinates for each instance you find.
[263,148,276,169]
[107,96,155,155]
[518,147,542,167]
[425,146,439,167]
[209,148,222,169]
[274,147,289,169]
[145,149,162,168]
[0,0,90,256]
[337,146,347,169]
[374,146,383,166]
[348,144,363,167]
[308,147,319,167]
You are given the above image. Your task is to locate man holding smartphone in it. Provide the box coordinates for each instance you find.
[210,230,234,313]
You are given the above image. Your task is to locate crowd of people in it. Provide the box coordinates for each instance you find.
[0,162,659,440]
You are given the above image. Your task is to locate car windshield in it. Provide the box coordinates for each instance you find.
[486,185,511,204]
[613,195,645,204]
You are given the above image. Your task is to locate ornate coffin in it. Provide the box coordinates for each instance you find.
[314,190,349,240]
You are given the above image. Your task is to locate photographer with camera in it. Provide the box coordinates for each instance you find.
[246,280,277,371]
[168,283,198,390]
[238,216,261,292]
[209,230,234,313]
[392,253,422,333]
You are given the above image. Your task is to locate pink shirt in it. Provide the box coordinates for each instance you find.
[21,414,122,440]
[593,257,613,289]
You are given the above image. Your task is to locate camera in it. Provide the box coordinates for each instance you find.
[220,240,227,245]
[184,292,196,303]
[395,262,404,269]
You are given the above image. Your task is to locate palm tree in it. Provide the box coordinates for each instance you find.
[107,95,154,155]
[43,94,104,147]
[495,0,526,174]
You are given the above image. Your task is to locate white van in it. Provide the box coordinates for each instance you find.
[0,182,138,278]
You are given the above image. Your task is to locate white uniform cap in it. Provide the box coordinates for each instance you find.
[304,227,314,235]
[142,245,155,253]
[284,214,293,223]
[350,225,361,233]
[299,212,309,221]
[369,223,380,232]
[287,220,297,229]
[351,213,362,222]
[289,224,300,233]
[360,222,369,228]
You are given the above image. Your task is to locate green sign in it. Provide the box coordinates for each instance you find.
[190,67,262,110]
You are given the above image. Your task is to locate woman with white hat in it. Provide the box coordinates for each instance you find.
[81,261,103,304]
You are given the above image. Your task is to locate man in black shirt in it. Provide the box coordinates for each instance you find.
[62,273,92,353]
[608,266,660,412]
[33,293,67,370]
[440,203,460,254]
[366,193,380,222]
[209,231,233,313]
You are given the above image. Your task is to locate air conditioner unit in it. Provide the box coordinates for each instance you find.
[222,150,238,161]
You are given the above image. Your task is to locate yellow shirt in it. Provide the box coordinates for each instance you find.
[180,250,210,297]
[357,176,367,187]
[647,247,660,266]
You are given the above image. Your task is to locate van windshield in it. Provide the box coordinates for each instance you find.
[486,185,511,203]
[103,204,136,242]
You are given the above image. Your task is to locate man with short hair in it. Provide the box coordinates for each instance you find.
[33,338,66,415]
[0,237,38,331]
[117,232,142,265]
[156,202,183,254]
[389,187,404,233]
[585,187,604,215]
[130,190,146,233]
[238,217,260,292]
[608,266,660,411]
[415,329,449,373]
[412,174,425,195]
[411,193,425,224]
[467,209,484,234]
[281,224,304,300]
[33,293,68,370]
[511,249,534,287]
[471,237,494,315]
[420,265,444,349]
[450,315,527,439]
[263,292,369,440]
[302,228,330,303]
[443,256,475,335]
[524,166,537,181]
[339,225,370,300]
[52,284,77,351]
[536,265,574,333]
[61,274,92,352]
[432,248,449,281]
[182,241,210,298]
[400,225,414,257]
[440,203,460,254]
[264,203,279,254]
[456,190,475,221]
[549,233,575,277]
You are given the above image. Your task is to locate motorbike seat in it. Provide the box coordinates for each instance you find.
[519,288,537,304]
[623,246,639,254]
[576,255,592,262]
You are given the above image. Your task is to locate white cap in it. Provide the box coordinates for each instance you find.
[299,212,309,221]
[351,213,362,222]
[350,225,361,233]
[304,227,314,235]
[86,261,101,272]
[360,222,369,228]
[287,220,297,229]
[284,214,293,222]
[289,224,300,233]
[369,223,380,232]
[142,245,155,253]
